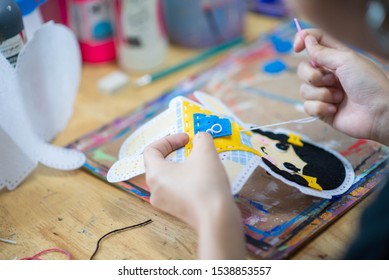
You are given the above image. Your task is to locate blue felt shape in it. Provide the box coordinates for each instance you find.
[194,114,232,138]
[263,59,287,74]
[270,35,293,54]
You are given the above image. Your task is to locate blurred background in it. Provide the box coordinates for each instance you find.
[23,0,290,71]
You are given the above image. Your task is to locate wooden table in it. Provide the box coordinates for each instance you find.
[0,13,375,260]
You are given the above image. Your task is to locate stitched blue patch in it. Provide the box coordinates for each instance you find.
[193,114,232,138]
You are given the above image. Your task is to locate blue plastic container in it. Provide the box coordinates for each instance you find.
[248,0,288,17]
[162,0,246,48]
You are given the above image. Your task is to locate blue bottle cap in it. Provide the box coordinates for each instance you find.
[15,0,47,16]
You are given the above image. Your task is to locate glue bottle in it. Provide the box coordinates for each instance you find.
[0,0,26,67]
[15,0,47,39]
[115,0,167,71]
[40,0,67,24]
[67,0,116,63]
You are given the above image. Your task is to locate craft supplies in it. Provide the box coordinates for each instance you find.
[58,0,68,24]
[294,18,317,68]
[20,248,72,260]
[90,219,152,260]
[263,59,288,74]
[194,113,232,138]
[97,70,130,95]
[68,20,389,259]
[270,35,293,54]
[0,237,17,245]
[0,22,85,191]
[242,116,319,131]
[107,92,354,198]
[40,0,67,24]
[248,0,289,17]
[67,0,116,63]
[163,0,245,48]
[115,0,167,71]
[135,36,244,87]
[15,0,46,39]
[0,0,26,67]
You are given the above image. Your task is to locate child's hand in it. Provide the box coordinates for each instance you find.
[294,29,389,146]
[143,132,236,230]
[144,132,245,259]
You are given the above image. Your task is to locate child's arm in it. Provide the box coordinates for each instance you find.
[197,198,245,259]
[294,29,389,146]
[143,133,246,259]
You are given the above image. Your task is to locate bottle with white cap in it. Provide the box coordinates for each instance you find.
[115,0,167,72]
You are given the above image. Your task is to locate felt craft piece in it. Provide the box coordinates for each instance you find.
[193,113,232,138]
[107,91,355,199]
[0,22,86,191]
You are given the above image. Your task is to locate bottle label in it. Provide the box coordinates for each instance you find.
[118,0,165,48]
[68,0,114,45]
[0,32,26,67]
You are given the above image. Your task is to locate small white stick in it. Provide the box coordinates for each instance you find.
[242,116,319,131]
[0,237,17,245]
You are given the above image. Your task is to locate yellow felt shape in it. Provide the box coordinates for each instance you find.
[288,133,304,147]
[301,175,323,191]
[181,100,261,157]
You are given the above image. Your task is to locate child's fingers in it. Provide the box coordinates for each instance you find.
[293,29,348,53]
[304,100,337,117]
[297,61,336,86]
[300,83,344,103]
[189,132,219,161]
[293,29,322,53]
[305,35,351,71]
[144,133,189,166]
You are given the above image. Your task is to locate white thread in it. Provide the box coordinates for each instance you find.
[242,116,319,131]
[206,123,223,135]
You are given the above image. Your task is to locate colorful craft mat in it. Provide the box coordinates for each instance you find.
[69,21,389,259]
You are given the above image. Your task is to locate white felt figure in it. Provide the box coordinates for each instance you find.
[0,23,86,191]
[107,91,355,199]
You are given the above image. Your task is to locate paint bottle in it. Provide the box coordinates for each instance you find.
[40,0,67,24]
[115,0,167,71]
[0,0,26,67]
[15,0,46,39]
[67,0,116,63]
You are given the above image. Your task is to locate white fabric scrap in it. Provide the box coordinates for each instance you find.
[0,23,86,191]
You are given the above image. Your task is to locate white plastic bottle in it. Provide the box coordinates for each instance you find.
[115,0,167,72]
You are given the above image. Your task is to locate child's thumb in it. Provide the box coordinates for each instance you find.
[190,132,219,160]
